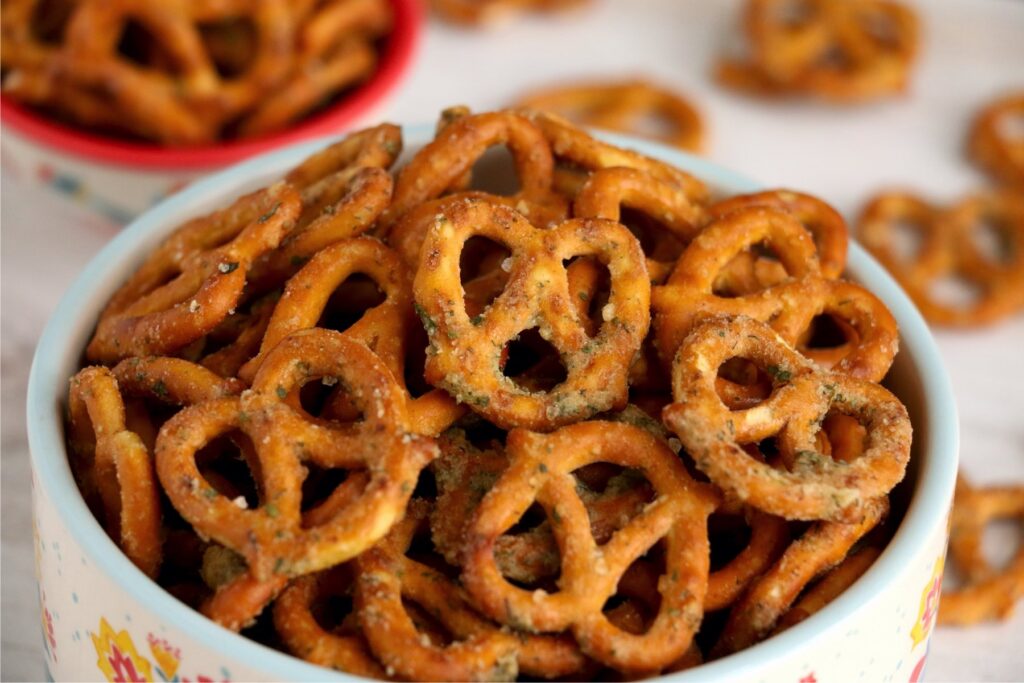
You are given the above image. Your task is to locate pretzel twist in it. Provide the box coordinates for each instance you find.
[414,199,650,430]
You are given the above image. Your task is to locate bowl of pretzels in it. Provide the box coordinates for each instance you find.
[27,107,958,682]
[0,0,420,223]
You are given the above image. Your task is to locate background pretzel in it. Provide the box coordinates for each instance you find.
[967,91,1024,190]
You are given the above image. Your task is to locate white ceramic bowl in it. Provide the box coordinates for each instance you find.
[27,127,959,682]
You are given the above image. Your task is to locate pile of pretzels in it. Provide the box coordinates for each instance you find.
[66,108,914,680]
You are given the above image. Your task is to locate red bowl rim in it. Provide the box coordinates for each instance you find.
[0,0,422,172]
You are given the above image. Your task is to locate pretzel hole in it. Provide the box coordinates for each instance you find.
[498,504,563,588]
[606,554,665,628]
[708,511,754,571]
[715,358,773,409]
[502,328,568,392]
[885,217,926,262]
[314,273,387,334]
[404,600,455,647]
[300,464,356,517]
[116,21,183,73]
[465,146,522,195]
[927,276,983,310]
[620,208,687,263]
[461,237,512,315]
[967,214,1016,266]
[199,19,258,79]
[29,0,75,43]
[195,432,261,509]
[799,313,853,351]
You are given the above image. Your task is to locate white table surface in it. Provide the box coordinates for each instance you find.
[2,0,1022,680]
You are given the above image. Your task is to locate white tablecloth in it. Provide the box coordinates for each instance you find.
[2,0,1022,680]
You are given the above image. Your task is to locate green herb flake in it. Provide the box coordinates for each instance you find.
[265,503,280,518]
[767,365,792,382]
[152,379,169,398]
[257,202,281,223]
[276,386,288,399]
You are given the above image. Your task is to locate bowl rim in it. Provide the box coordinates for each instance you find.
[26,126,959,682]
[0,0,422,172]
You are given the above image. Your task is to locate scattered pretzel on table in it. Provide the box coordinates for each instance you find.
[857,189,1024,327]
[431,0,589,26]
[716,0,919,102]
[514,79,705,152]
[968,91,1024,191]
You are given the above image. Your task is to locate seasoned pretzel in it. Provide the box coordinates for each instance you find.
[357,501,585,681]
[968,91,1024,190]
[462,421,719,674]
[383,110,568,229]
[712,497,887,655]
[940,476,1024,626]
[432,0,589,26]
[284,123,403,189]
[663,317,911,522]
[515,80,704,152]
[708,189,848,283]
[706,508,790,611]
[572,166,707,283]
[522,109,708,203]
[67,367,163,578]
[717,0,919,102]
[414,199,650,430]
[87,181,301,363]
[241,237,464,435]
[653,207,898,380]
[858,190,1024,326]
[274,567,385,678]
[155,329,437,580]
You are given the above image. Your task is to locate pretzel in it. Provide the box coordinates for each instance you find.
[653,207,898,381]
[663,317,911,522]
[382,110,568,229]
[431,0,589,26]
[717,0,919,102]
[515,80,704,152]
[712,497,887,655]
[67,367,163,578]
[522,109,709,203]
[858,190,1024,326]
[414,199,650,430]
[572,166,707,283]
[87,181,301,363]
[155,329,437,580]
[242,237,464,435]
[462,421,719,674]
[708,189,848,283]
[274,567,386,678]
[431,428,655,585]
[285,123,403,189]
[968,91,1024,190]
[706,508,790,611]
[774,545,881,631]
[939,476,1024,626]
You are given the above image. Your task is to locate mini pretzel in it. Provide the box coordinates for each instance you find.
[653,207,898,381]
[284,123,403,190]
[382,110,568,229]
[432,0,589,26]
[705,508,790,611]
[87,181,301,363]
[858,190,1024,326]
[274,567,386,678]
[708,189,848,283]
[663,317,911,522]
[241,237,464,435]
[572,166,707,283]
[414,199,650,430]
[155,328,437,580]
[515,80,704,152]
[462,421,719,674]
[68,367,163,578]
[717,0,919,102]
[431,429,655,585]
[968,91,1024,190]
[939,476,1024,626]
[712,497,887,655]
[522,109,708,203]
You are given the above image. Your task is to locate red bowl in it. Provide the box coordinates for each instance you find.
[0,0,422,171]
